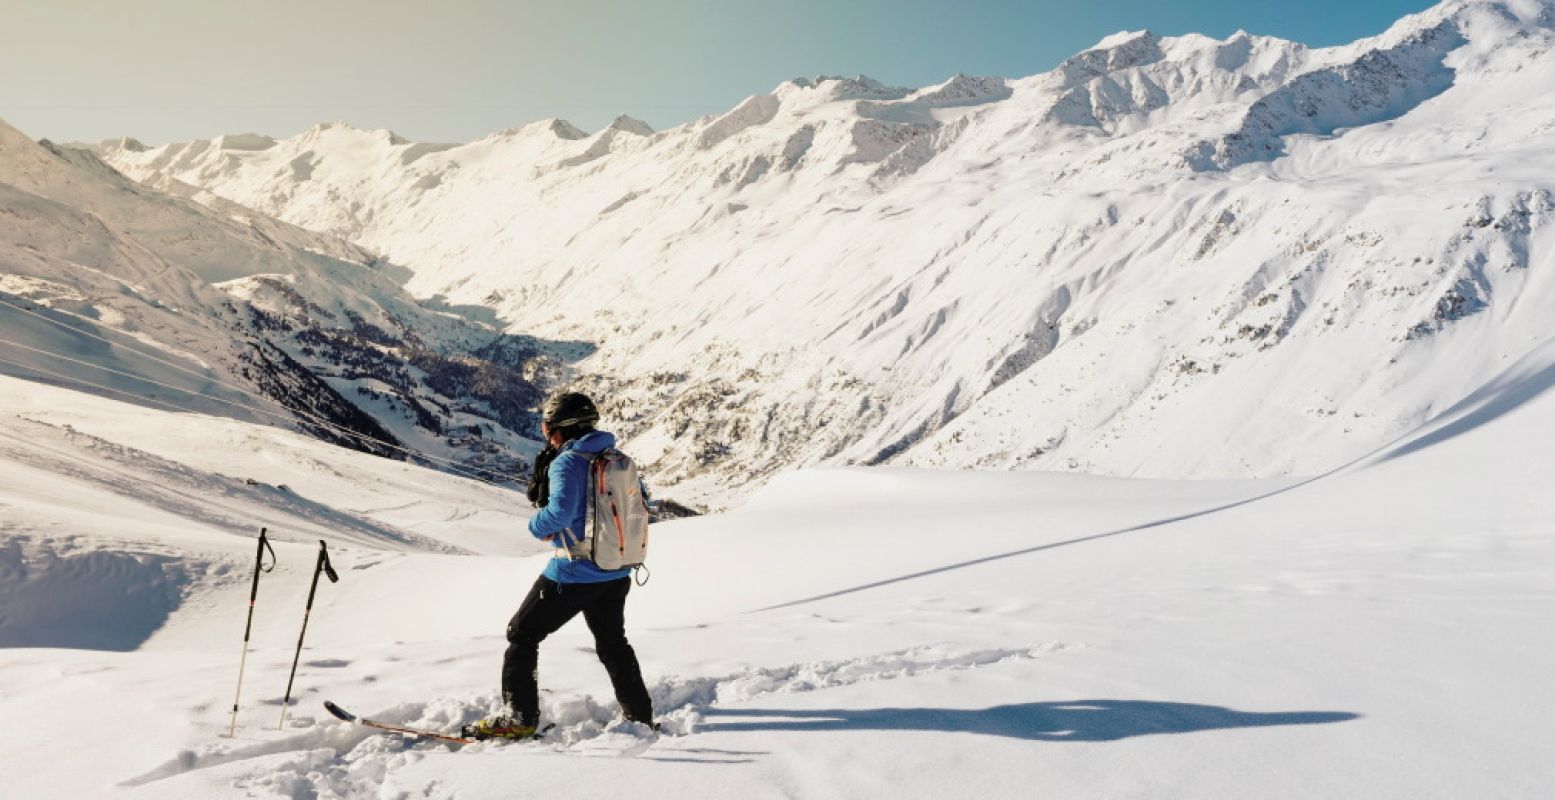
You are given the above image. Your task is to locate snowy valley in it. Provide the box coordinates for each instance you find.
[0,116,557,491]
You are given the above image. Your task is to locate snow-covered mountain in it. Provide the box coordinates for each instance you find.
[93,0,1555,507]
[0,116,558,481]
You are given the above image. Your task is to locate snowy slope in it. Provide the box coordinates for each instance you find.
[1,115,556,479]
[0,330,1550,798]
[96,0,1555,507]
[0,374,536,644]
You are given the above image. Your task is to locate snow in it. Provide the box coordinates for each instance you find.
[2,112,553,484]
[1095,30,1154,50]
[88,0,1555,510]
[698,93,782,150]
[1,328,1552,796]
[2,1,1553,796]
[608,115,655,137]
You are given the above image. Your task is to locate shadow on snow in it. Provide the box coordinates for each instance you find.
[752,476,1315,612]
[701,699,1359,742]
[1375,347,1555,464]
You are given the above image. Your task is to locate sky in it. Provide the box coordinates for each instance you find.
[0,0,1440,145]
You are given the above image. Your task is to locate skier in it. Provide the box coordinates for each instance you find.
[465,391,655,739]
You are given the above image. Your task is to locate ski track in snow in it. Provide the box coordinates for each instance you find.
[124,643,1060,795]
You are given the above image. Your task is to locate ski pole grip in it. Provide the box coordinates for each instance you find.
[248,528,274,608]
[259,528,277,573]
[319,540,339,583]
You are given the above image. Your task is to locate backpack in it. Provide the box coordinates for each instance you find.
[561,448,650,571]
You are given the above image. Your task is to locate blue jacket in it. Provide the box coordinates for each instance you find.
[528,430,633,584]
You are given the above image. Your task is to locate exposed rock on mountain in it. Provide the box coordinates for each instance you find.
[88,0,1555,507]
[1,116,548,482]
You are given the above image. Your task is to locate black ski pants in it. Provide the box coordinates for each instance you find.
[502,575,652,726]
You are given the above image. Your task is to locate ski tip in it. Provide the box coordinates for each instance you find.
[323,701,355,722]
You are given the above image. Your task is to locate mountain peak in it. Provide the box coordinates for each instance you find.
[912,73,1012,107]
[1058,29,1165,86]
[212,132,277,152]
[306,121,355,134]
[294,122,415,147]
[97,136,150,153]
[608,115,654,136]
[1358,0,1553,53]
[1093,29,1155,50]
[481,117,591,142]
[0,115,38,149]
[0,116,75,190]
[824,75,913,101]
[550,119,589,140]
[782,75,913,103]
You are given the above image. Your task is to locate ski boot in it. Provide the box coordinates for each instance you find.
[623,715,662,733]
[461,716,538,741]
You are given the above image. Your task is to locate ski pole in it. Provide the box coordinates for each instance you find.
[228,527,277,737]
[279,540,339,729]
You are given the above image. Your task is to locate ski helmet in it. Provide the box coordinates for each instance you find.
[542,391,600,429]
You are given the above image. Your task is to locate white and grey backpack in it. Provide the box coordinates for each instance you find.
[561,448,650,571]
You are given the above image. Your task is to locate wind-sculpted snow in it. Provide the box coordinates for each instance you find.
[0,539,193,650]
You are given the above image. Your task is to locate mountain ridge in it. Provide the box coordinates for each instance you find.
[83,0,1555,506]
[1,114,560,484]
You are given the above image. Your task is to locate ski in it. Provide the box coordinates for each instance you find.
[323,700,473,745]
[323,701,557,744]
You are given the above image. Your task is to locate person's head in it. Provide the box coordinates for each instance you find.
[540,391,599,447]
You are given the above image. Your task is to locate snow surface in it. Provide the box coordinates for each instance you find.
[1,331,1551,796]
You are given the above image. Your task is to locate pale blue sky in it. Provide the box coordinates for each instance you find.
[0,0,1438,144]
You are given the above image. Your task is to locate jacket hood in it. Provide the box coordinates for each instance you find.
[564,429,616,455]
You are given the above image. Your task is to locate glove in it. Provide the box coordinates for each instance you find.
[526,445,558,508]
